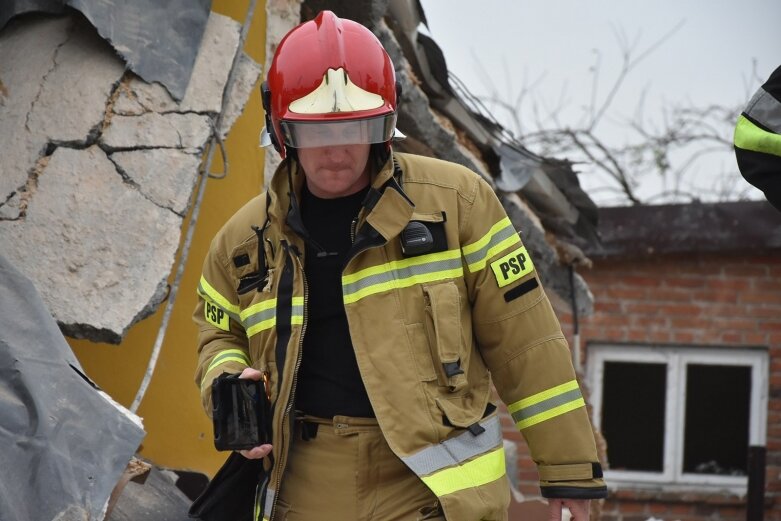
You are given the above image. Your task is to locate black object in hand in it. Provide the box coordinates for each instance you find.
[212,373,271,451]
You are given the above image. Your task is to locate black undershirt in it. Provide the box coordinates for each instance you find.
[295,182,375,418]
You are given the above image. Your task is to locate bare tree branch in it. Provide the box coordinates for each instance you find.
[469,21,752,206]
[588,19,686,130]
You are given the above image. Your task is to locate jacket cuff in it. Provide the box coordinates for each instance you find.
[538,462,607,499]
[540,483,608,499]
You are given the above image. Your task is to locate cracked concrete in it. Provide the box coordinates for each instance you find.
[0,11,261,342]
[110,149,202,215]
[0,146,182,343]
[0,16,76,206]
[100,113,213,151]
[108,12,260,143]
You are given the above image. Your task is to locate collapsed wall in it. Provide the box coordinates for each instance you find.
[0,11,261,343]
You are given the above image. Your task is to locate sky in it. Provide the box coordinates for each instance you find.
[419,0,781,206]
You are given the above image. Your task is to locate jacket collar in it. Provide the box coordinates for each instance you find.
[265,152,415,245]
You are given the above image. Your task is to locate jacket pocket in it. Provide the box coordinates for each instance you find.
[435,382,491,429]
[423,282,467,393]
[405,323,437,382]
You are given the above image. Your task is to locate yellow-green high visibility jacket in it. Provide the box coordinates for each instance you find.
[194,152,607,521]
[734,65,781,211]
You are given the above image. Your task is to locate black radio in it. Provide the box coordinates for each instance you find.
[211,373,271,451]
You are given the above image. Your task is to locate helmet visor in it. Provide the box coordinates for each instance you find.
[279,114,397,148]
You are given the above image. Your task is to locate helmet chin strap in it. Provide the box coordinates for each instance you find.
[371,143,389,170]
[260,81,281,154]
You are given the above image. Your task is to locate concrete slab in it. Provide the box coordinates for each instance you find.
[0,146,182,342]
[101,113,212,151]
[218,52,262,139]
[110,149,201,215]
[0,16,72,200]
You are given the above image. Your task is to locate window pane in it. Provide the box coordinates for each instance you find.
[683,364,751,476]
[602,361,667,472]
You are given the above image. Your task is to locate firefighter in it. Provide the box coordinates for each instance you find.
[734,65,781,211]
[193,11,606,521]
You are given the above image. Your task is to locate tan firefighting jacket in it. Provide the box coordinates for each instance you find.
[194,152,607,521]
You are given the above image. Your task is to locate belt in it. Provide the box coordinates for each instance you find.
[295,413,379,440]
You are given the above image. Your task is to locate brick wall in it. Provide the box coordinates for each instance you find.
[505,251,781,521]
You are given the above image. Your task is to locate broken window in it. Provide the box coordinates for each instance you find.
[587,345,767,489]
[601,361,666,472]
[683,364,751,476]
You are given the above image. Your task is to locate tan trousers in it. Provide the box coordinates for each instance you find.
[276,415,445,521]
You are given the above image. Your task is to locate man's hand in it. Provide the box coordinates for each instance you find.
[548,499,590,521]
[239,367,263,381]
[237,368,273,460]
[239,444,273,459]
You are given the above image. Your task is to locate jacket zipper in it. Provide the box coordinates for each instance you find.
[350,216,358,244]
[269,248,308,521]
[344,230,385,271]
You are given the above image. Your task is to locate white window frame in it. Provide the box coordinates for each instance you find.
[587,344,768,494]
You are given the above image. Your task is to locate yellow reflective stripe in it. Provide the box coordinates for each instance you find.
[516,398,586,430]
[475,234,520,272]
[508,380,586,430]
[200,349,250,392]
[734,114,781,157]
[402,417,503,476]
[508,380,580,413]
[342,250,463,304]
[342,249,461,284]
[244,301,277,336]
[462,217,512,256]
[462,217,521,273]
[200,357,249,393]
[205,349,250,375]
[243,297,304,337]
[240,298,276,321]
[246,318,276,337]
[198,275,240,314]
[344,267,463,304]
[292,296,304,325]
[420,447,506,497]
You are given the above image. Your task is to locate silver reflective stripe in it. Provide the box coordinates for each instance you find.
[401,415,502,477]
[264,487,275,520]
[511,388,583,424]
[745,87,781,134]
[243,307,276,330]
[342,257,463,296]
[292,301,304,318]
[462,225,517,269]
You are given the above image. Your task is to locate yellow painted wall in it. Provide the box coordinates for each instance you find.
[69,0,268,477]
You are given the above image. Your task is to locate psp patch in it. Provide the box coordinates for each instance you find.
[490,246,534,288]
[205,301,230,331]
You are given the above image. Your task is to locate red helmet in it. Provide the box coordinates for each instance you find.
[262,11,398,158]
